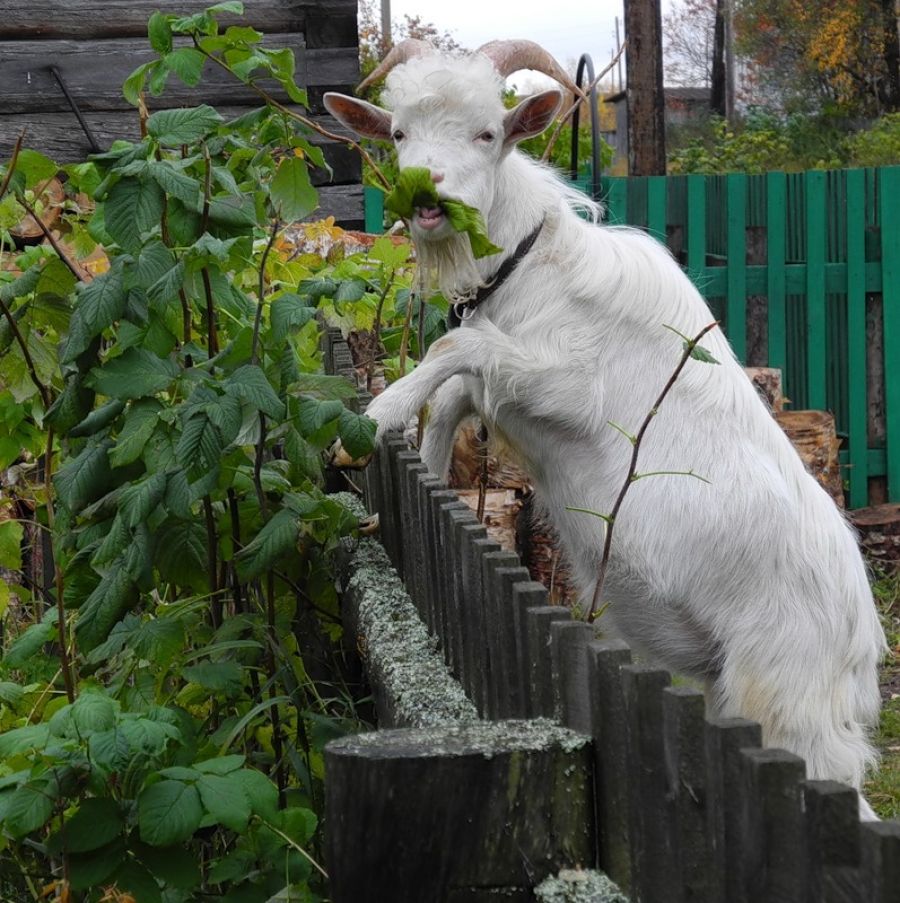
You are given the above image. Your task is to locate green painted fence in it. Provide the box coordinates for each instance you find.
[363,168,900,508]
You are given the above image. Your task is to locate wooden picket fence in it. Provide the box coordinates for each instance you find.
[322,329,900,902]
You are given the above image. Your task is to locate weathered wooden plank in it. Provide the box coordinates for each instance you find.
[586,638,632,891]
[663,686,712,903]
[325,721,594,902]
[377,433,406,570]
[550,620,595,731]
[432,495,468,660]
[492,565,533,718]
[0,38,358,113]
[738,748,807,903]
[481,550,521,718]
[508,582,550,718]
[446,511,481,687]
[525,606,572,719]
[459,526,492,715]
[704,718,762,903]
[400,458,428,608]
[415,474,444,624]
[424,488,461,634]
[0,1,352,39]
[860,820,900,903]
[622,664,676,902]
[0,108,361,178]
[803,781,863,903]
[443,505,480,677]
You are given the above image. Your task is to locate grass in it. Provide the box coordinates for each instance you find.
[864,567,900,820]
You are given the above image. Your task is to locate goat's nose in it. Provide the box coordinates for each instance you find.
[430,171,445,184]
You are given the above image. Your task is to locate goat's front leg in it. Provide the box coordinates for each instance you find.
[364,330,485,438]
[418,375,477,480]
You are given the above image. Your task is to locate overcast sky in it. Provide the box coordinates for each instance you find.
[386,0,663,92]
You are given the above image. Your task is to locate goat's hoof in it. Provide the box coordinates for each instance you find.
[330,440,374,470]
[358,513,380,535]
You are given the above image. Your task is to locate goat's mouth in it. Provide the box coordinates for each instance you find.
[413,205,446,232]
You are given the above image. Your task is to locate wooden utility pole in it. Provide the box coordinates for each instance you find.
[624,0,667,175]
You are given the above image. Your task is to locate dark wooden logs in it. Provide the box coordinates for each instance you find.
[325,721,594,903]
[850,502,900,572]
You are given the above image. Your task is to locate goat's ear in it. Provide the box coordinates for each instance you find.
[323,92,392,140]
[503,89,563,146]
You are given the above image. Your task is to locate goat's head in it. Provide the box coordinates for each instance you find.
[324,40,574,243]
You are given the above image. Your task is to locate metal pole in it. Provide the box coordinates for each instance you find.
[615,16,624,90]
[381,0,392,50]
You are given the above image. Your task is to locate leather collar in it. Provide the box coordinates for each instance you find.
[447,218,545,329]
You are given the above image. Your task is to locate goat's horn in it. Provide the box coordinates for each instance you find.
[357,38,435,93]
[477,39,584,97]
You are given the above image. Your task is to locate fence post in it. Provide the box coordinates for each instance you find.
[586,638,632,891]
[525,606,571,718]
[429,491,467,657]
[662,686,712,903]
[391,449,420,579]
[459,526,493,715]
[550,620,595,732]
[481,550,522,718]
[803,781,862,903]
[398,454,427,605]
[493,565,533,717]
[509,582,550,718]
[415,474,444,624]
[442,505,480,678]
[738,748,807,903]
[378,433,406,570]
[705,718,762,903]
[861,820,900,903]
[622,664,676,902]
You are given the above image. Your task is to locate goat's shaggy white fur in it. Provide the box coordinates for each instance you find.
[325,51,886,816]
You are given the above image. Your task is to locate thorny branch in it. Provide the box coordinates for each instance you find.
[582,321,719,622]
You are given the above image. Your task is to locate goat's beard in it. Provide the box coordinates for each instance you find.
[413,229,489,305]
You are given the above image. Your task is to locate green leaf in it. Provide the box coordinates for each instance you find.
[123,62,152,106]
[148,11,173,54]
[289,372,357,401]
[195,754,245,775]
[235,508,298,580]
[148,161,202,208]
[4,618,55,668]
[138,780,204,846]
[89,728,130,772]
[688,342,720,365]
[87,348,179,399]
[67,839,126,891]
[119,471,169,528]
[61,798,123,853]
[133,617,185,663]
[271,156,318,223]
[147,258,186,308]
[75,566,136,651]
[0,681,24,707]
[4,780,55,837]
[165,47,206,86]
[337,408,376,459]
[71,691,117,734]
[46,373,95,431]
[295,397,343,437]
[0,519,23,571]
[103,177,165,253]
[208,1,244,13]
[132,842,201,890]
[112,861,162,903]
[224,364,286,419]
[177,412,223,480]
[197,772,252,831]
[69,261,127,344]
[110,399,162,467]
[270,293,317,341]
[335,278,367,303]
[69,398,126,438]
[147,105,223,145]
[231,767,279,820]
[15,149,58,189]
[385,167,502,258]
[0,724,50,756]
[156,520,209,590]
[182,661,243,694]
[55,440,113,511]
[208,192,259,229]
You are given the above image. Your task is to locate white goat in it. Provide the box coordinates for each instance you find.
[324,40,886,817]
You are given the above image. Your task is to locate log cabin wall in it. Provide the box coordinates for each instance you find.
[0,0,364,227]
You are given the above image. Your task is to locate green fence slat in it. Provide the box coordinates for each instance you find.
[364,186,384,234]
[766,172,787,379]
[647,176,667,245]
[726,173,748,362]
[806,171,827,410]
[603,178,628,225]
[846,168,869,508]
[687,175,707,284]
[879,166,900,501]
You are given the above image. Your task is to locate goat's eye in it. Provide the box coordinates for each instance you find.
[392,129,406,141]
[476,130,495,143]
